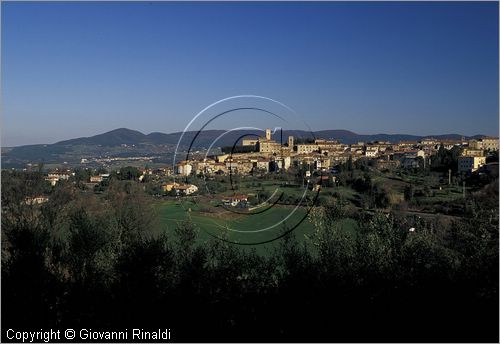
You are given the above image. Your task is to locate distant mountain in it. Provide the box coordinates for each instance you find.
[1,128,487,168]
[50,128,486,147]
[56,128,148,146]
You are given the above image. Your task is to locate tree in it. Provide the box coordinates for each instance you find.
[117,166,141,181]
[371,183,391,209]
[404,183,414,202]
[353,173,371,193]
[105,180,160,245]
[431,145,463,172]
[174,220,199,259]
[67,207,113,282]
[73,168,92,183]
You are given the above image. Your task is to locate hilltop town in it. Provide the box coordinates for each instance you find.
[20,129,497,210]
[174,128,498,177]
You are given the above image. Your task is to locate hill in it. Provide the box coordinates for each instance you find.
[1,128,487,168]
[56,128,148,146]
[50,128,484,147]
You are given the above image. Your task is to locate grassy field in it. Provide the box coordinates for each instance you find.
[156,170,470,254]
[155,199,357,254]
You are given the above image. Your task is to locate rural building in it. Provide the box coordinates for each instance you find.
[162,183,179,192]
[174,184,198,195]
[90,175,103,183]
[45,176,59,186]
[24,196,49,205]
[163,183,198,195]
[48,171,71,180]
[221,195,249,208]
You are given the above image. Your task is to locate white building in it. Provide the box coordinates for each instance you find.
[296,144,319,154]
[175,161,193,176]
[242,139,259,146]
[174,184,198,195]
[473,137,499,151]
[365,146,379,158]
[222,195,248,207]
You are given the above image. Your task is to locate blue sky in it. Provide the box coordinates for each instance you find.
[1,1,498,146]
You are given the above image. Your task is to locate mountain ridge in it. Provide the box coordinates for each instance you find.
[1,128,490,168]
[51,127,486,148]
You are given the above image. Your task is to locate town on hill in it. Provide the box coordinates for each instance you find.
[1,127,490,168]
[176,128,498,177]
[17,128,498,217]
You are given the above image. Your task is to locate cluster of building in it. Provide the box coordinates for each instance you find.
[174,129,499,176]
[30,134,495,203]
[161,182,199,196]
[452,138,498,173]
[80,156,161,164]
[45,169,73,186]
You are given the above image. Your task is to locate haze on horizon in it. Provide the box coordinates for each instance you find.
[1,1,498,147]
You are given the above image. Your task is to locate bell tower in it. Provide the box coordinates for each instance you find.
[265,128,271,140]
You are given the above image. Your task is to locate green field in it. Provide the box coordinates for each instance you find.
[156,169,466,254]
[156,199,357,254]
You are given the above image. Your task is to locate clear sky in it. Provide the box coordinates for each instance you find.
[1,1,498,146]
